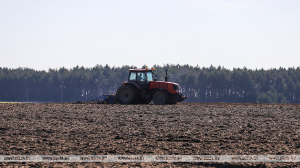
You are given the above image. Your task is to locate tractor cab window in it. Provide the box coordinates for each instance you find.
[137,72,146,83]
[146,72,153,83]
[129,72,136,82]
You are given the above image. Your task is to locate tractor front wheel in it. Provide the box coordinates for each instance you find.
[153,90,169,105]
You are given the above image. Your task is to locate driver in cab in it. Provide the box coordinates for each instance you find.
[137,73,145,82]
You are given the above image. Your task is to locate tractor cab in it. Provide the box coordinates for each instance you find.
[128,69,154,89]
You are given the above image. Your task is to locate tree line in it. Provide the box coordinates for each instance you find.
[0,64,299,103]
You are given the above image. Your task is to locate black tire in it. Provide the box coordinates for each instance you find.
[116,85,138,104]
[153,90,169,105]
[106,95,116,104]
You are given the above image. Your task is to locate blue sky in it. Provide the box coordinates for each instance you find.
[1,0,299,70]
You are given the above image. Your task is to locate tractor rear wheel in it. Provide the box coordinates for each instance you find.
[153,90,169,105]
[116,85,138,104]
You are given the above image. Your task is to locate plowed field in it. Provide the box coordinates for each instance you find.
[1,103,300,167]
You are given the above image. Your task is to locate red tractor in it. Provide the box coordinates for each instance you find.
[115,68,187,105]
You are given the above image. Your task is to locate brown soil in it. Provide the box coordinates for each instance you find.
[1,103,300,167]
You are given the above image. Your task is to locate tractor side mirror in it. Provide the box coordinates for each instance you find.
[154,74,157,81]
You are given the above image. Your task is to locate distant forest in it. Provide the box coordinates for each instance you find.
[0,64,300,103]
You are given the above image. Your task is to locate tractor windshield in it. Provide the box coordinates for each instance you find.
[146,72,153,83]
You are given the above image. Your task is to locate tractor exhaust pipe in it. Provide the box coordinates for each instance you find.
[165,69,168,82]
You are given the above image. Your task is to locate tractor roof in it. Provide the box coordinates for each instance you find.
[129,69,153,72]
